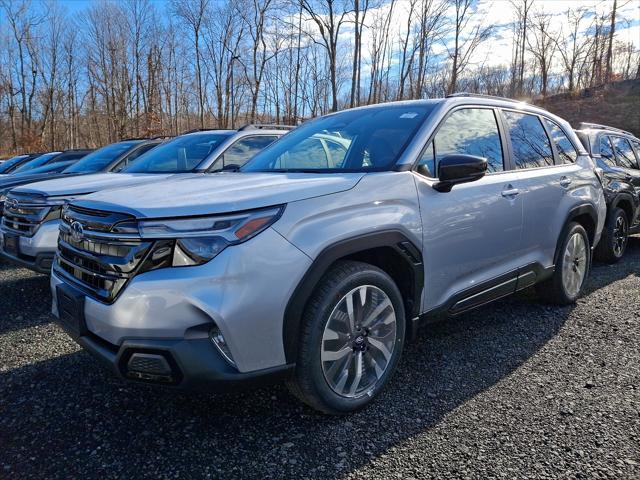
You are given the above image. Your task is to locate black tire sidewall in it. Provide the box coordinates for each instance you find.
[303,266,406,413]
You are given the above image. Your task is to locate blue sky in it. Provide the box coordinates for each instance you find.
[22,0,640,73]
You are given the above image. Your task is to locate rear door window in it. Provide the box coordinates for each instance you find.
[611,136,639,169]
[503,111,554,169]
[322,137,349,167]
[543,119,578,164]
[599,136,617,167]
[215,135,279,170]
[112,143,158,172]
[631,140,640,163]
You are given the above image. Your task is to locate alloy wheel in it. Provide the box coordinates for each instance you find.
[612,214,628,257]
[320,285,397,398]
[562,232,588,297]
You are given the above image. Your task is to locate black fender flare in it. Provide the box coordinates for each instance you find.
[282,230,423,363]
[610,192,639,224]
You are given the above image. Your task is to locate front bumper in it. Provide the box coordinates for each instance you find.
[50,227,311,389]
[0,220,60,273]
[54,313,294,391]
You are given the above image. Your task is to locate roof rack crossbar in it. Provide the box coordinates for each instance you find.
[238,123,296,131]
[180,127,235,135]
[577,122,634,137]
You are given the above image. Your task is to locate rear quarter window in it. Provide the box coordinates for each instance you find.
[543,119,578,164]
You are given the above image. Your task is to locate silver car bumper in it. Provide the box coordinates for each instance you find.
[51,227,312,375]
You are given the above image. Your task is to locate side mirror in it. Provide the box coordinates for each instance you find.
[433,154,488,193]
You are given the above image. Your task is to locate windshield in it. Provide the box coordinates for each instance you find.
[123,133,232,173]
[242,104,436,172]
[65,141,140,173]
[12,152,62,173]
[0,155,29,173]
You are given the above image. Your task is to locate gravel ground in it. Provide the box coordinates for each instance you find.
[1,240,639,480]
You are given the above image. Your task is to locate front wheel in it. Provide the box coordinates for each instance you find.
[287,261,406,414]
[537,222,590,305]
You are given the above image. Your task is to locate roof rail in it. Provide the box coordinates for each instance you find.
[577,122,634,137]
[122,135,174,141]
[180,127,231,135]
[238,123,296,131]
[446,92,526,103]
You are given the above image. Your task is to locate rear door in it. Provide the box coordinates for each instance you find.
[500,110,582,270]
[413,106,524,312]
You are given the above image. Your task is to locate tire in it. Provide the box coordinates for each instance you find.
[537,222,590,305]
[594,207,629,264]
[287,260,406,414]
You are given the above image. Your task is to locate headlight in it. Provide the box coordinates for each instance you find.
[0,189,8,204]
[139,206,284,265]
[43,205,63,222]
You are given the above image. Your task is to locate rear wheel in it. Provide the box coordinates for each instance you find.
[595,207,629,264]
[537,222,590,305]
[287,261,406,414]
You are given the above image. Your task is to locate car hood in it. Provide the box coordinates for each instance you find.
[74,172,365,218]
[0,172,79,191]
[11,173,177,198]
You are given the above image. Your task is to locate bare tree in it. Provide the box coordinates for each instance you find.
[172,0,209,128]
[527,11,557,97]
[446,0,493,95]
[299,0,354,112]
[605,0,617,82]
[551,7,590,92]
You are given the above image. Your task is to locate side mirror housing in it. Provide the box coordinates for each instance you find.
[433,154,488,192]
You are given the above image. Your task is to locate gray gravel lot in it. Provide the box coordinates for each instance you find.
[1,240,639,480]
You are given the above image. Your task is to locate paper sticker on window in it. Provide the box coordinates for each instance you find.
[400,112,419,119]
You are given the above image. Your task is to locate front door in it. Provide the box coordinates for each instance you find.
[413,107,524,312]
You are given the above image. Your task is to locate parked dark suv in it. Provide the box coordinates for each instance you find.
[575,123,640,262]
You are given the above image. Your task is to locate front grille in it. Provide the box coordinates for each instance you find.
[1,193,55,237]
[53,205,173,303]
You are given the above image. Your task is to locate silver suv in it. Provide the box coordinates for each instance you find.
[50,96,606,414]
[0,126,288,273]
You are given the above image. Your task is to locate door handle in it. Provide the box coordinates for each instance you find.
[559,176,572,188]
[501,187,520,198]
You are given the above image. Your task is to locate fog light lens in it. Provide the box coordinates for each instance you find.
[209,324,236,368]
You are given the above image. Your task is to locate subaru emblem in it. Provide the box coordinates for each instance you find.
[7,198,18,210]
[70,221,84,242]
